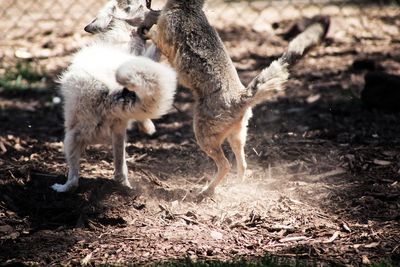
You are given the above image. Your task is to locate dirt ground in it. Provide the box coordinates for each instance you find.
[1,4,400,266]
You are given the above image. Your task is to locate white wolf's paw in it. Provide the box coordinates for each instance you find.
[120,179,133,189]
[138,119,156,136]
[51,183,73,192]
[115,174,132,189]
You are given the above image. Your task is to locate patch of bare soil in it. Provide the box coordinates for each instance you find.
[1,10,400,266]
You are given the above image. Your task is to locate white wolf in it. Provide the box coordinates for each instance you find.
[51,0,177,192]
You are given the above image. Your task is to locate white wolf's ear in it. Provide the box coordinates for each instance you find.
[84,0,116,33]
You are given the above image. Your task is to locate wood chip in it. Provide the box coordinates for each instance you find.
[178,215,199,225]
[0,141,7,154]
[362,255,371,265]
[364,242,380,248]
[342,222,351,232]
[80,253,92,266]
[373,159,392,166]
[269,224,295,231]
[279,236,308,243]
[306,94,321,104]
[15,49,33,59]
[210,230,223,240]
[324,231,340,243]
[229,221,246,229]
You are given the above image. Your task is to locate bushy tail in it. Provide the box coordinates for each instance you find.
[243,15,330,108]
[114,56,177,120]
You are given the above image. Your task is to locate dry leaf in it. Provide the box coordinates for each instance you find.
[80,253,92,266]
[306,94,321,104]
[324,231,340,243]
[373,159,391,166]
[362,255,371,265]
[342,222,351,232]
[279,236,308,243]
[15,49,33,59]
[364,242,380,248]
[0,141,7,154]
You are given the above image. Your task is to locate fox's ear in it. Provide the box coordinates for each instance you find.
[84,1,116,33]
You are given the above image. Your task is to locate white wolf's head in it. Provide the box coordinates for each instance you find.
[84,0,149,34]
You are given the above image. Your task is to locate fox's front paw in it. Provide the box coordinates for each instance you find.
[137,24,158,41]
[137,25,150,40]
[146,25,158,41]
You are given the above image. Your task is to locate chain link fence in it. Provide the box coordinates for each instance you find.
[0,0,105,40]
[0,0,399,74]
[1,0,399,40]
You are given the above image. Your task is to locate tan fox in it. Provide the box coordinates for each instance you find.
[138,0,329,199]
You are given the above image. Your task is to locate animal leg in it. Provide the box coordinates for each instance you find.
[227,112,251,181]
[227,126,248,181]
[197,138,230,197]
[52,130,84,192]
[137,119,156,135]
[144,44,161,62]
[138,9,160,39]
[146,24,159,43]
[112,130,131,188]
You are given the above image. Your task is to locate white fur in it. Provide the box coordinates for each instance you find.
[116,56,177,119]
[66,44,135,90]
[52,1,177,192]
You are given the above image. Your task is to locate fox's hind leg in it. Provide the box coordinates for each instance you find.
[227,108,252,181]
[198,141,230,198]
[194,120,231,199]
[227,127,247,181]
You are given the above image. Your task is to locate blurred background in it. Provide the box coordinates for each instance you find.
[0,0,399,86]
